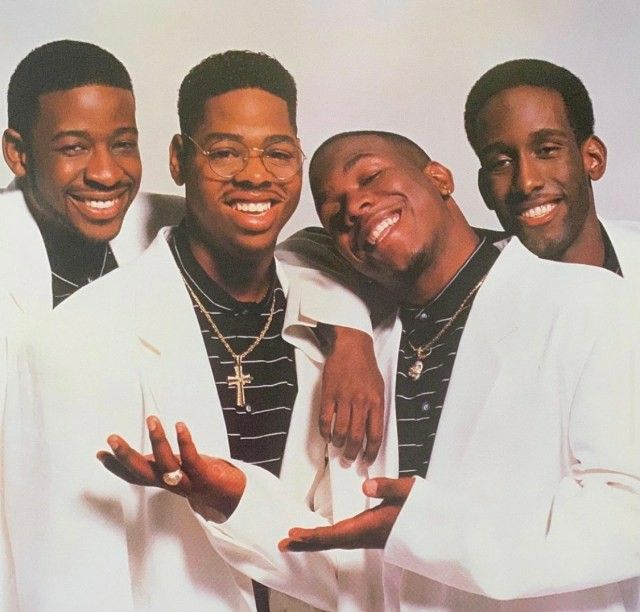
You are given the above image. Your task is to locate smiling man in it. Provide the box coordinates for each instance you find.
[3,50,367,612]
[0,39,184,610]
[464,59,640,279]
[0,40,183,316]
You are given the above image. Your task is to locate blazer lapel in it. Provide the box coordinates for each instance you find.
[426,239,527,477]
[127,229,231,456]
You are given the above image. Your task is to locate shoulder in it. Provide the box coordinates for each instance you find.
[494,237,629,315]
[132,191,185,224]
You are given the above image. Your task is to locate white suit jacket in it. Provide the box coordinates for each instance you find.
[0,188,184,610]
[3,228,345,612]
[202,237,640,611]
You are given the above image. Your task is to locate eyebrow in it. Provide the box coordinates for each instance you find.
[478,128,570,158]
[201,132,297,146]
[343,152,375,173]
[50,126,138,142]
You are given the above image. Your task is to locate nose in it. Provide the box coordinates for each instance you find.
[84,145,125,188]
[514,155,544,195]
[345,189,373,226]
[233,149,272,185]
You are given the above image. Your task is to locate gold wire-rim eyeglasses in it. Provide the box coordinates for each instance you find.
[182,134,305,181]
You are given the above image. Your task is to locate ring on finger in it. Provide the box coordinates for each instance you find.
[162,468,184,487]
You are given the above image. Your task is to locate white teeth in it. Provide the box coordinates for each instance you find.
[232,201,271,213]
[83,199,117,210]
[520,203,557,219]
[367,213,400,245]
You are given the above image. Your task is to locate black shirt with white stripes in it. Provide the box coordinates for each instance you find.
[396,237,500,478]
[35,217,118,307]
[170,224,298,478]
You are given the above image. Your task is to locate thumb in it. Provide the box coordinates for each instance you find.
[363,476,414,499]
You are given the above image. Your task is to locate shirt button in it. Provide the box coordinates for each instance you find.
[421,402,430,413]
[419,312,429,320]
[246,404,252,413]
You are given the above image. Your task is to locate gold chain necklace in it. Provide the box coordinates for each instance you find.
[407,275,487,381]
[183,279,276,407]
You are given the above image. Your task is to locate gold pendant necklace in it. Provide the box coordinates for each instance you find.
[407,275,487,381]
[183,280,276,407]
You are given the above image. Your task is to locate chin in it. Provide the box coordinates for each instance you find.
[75,221,123,244]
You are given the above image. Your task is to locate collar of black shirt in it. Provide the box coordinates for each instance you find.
[600,223,622,276]
[169,222,279,314]
[399,236,501,328]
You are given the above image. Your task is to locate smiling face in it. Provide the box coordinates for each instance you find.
[311,135,453,290]
[172,88,301,265]
[17,85,141,242]
[475,85,606,261]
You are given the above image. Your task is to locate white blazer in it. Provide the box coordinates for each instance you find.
[3,229,338,611]
[0,188,184,611]
[201,238,640,611]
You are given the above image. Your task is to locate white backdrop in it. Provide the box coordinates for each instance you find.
[2,0,639,237]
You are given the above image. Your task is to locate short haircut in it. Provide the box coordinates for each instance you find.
[309,130,431,207]
[8,39,133,140]
[464,59,595,154]
[178,50,298,136]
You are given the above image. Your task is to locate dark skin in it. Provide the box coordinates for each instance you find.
[98,135,479,553]
[318,325,384,462]
[283,135,480,552]
[98,416,410,547]
[98,417,246,523]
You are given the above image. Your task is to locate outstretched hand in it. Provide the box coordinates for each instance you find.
[319,326,384,463]
[279,476,414,551]
[97,416,246,522]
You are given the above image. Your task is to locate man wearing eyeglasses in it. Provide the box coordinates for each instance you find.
[4,50,373,611]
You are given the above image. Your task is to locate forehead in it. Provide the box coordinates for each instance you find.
[476,85,572,144]
[195,88,294,141]
[314,136,403,180]
[34,85,136,134]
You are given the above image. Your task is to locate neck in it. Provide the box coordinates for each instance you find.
[186,235,275,302]
[558,207,604,266]
[400,205,481,306]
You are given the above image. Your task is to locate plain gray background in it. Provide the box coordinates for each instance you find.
[2,0,639,237]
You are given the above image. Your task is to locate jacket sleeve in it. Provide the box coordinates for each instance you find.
[276,227,374,341]
[384,289,640,600]
[199,461,340,611]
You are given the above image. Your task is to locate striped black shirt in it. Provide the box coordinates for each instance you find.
[169,224,297,479]
[396,237,500,478]
[35,217,118,307]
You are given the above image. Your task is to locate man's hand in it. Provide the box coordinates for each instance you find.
[279,477,414,551]
[97,416,246,522]
[318,325,384,463]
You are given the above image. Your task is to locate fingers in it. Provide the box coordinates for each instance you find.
[362,402,383,464]
[363,476,415,500]
[342,402,366,461]
[147,416,181,474]
[105,434,158,484]
[279,523,355,552]
[175,422,201,472]
[97,450,150,486]
[318,399,335,444]
[330,400,350,449]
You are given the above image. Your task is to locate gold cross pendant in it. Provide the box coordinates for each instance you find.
[227,356,253,407]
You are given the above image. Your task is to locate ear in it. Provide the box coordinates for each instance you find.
[581,135,607,181]
[2,128,29,177]
[477,167,496,211]
[169,134,185,186]
[423,161,454,199]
